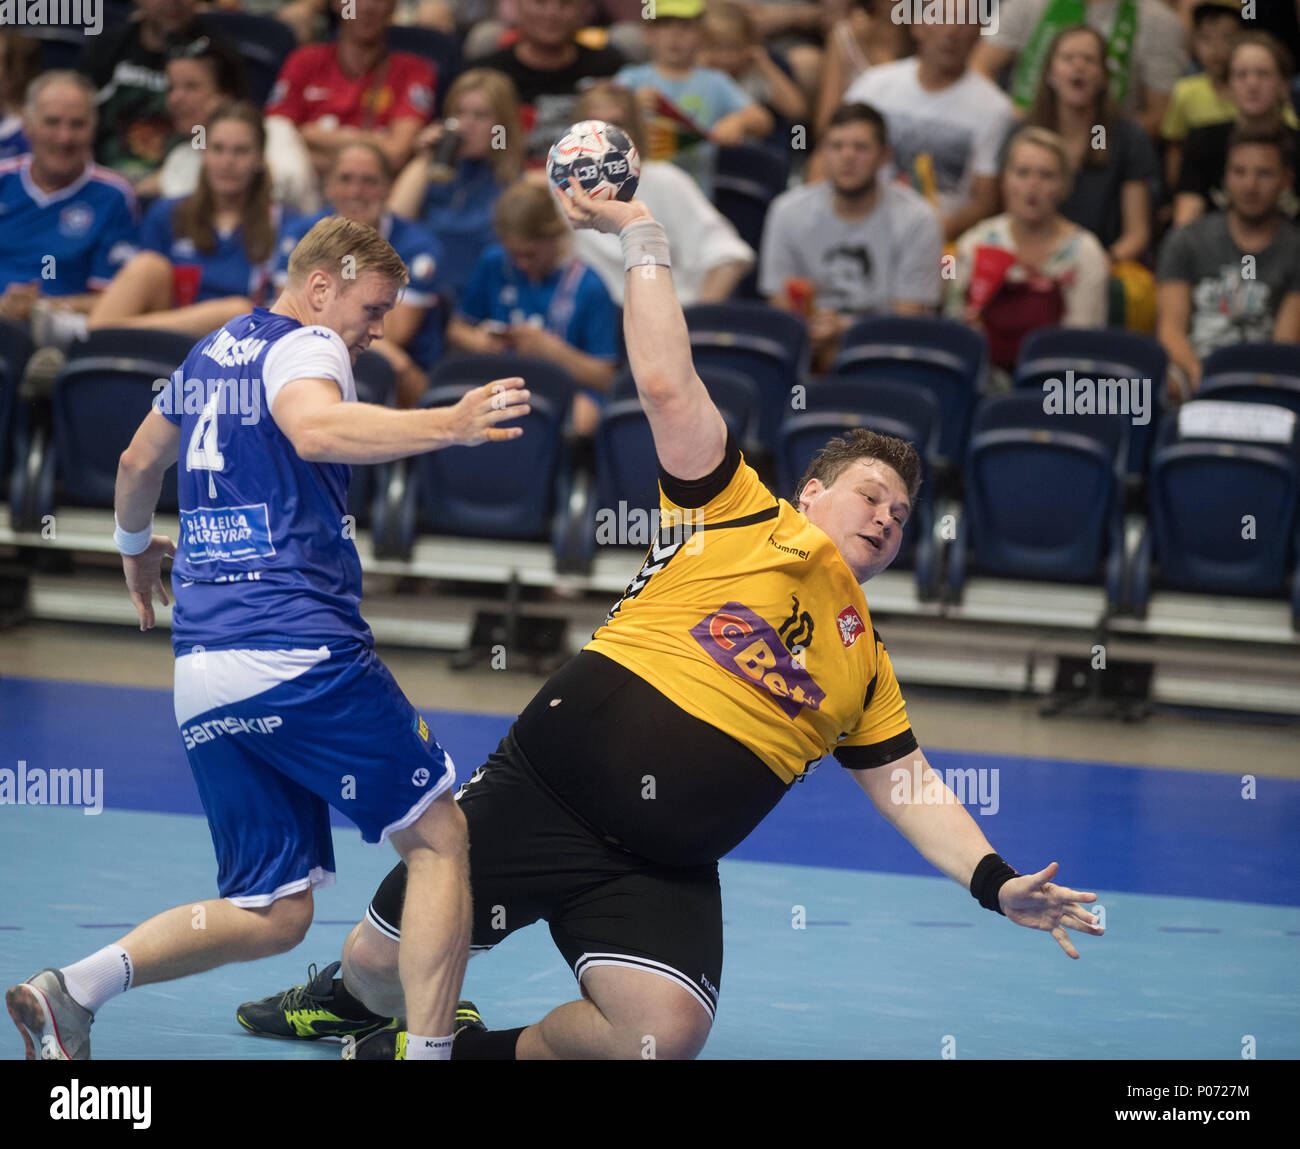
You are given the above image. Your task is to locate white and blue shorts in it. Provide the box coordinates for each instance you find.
[173,641,454,907]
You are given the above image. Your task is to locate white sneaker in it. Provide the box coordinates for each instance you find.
[6,967,94,1060]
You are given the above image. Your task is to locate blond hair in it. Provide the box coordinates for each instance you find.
[573,83,647,157]
[493,181,565,241]
[1004,125,1076,187]
[286,216,409,289]
[444,68,523,185]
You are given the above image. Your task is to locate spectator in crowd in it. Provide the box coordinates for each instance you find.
[1157,127,1300,398]
[815,0,914,139]
[388,68,524,296]
[567,82,755,306]
[465,0,651,64]
[447,180,617,434]
[734,0,831,101]
[616,0,773,195]
[69,102,281,342]
[0,73,137,331]
[232,0,334,43]
[0,30,40,160]
[700,2,808,127]
[77,0,238,185]
[1160,0,1245,188]
[971,0,1188,139]
[276,143,446,406]
[265,0,436,181]
[947,127,1109,375]
[843,18,1016,241]
[1021,24,1157,264]
[761,102,943,366]
[476,0,625,164]
[139,34,320,215]
[1174,32,1298,226]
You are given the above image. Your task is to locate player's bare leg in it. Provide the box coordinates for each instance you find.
[388,791,471,1050]
[514,965,711,1061]
[341,919,404,1017]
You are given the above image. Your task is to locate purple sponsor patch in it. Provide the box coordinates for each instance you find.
[690,601,825,720]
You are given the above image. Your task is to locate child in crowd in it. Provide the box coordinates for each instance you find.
[700,2,807,127]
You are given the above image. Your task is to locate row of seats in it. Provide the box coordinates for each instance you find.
[2,315,1298,627]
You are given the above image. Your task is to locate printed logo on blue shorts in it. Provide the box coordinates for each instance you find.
[412,767,430,787]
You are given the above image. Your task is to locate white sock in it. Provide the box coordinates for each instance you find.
[61,945,133,1015]
[406,1033,453,1061]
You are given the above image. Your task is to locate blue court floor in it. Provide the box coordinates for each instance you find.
[2,677,1297,1060]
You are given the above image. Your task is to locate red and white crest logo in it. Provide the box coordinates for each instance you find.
[837,606,865,647]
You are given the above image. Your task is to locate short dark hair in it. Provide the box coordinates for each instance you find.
[827,102,889,150]
[795,428,922,507]
[165,33,250,103]
[1225,123,1296,170]
[1191,2,1243,29]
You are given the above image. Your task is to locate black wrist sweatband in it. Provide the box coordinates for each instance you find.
[970,853,1018,915]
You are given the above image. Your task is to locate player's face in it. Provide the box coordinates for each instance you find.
[317,270,400,362]
[1002,141,1066,225]
[649,18,704,71]
[327,147,388,229]
[203,119,263,202]
[1224,144,1289,223]
[800,458,910,583]
[824,120,888,198]
[503,230,567,282]
[448,89,497,159]
[165,58,221,132]
[1047,30,1105,108]
[25,82,94,185]
[1228,45,1285,118]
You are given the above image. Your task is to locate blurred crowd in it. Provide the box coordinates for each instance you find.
[1,0,1298,424]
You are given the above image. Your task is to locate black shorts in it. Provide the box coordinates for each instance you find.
[366,730,726,1021]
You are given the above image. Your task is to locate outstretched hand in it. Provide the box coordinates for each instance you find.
[123,536,176,632]
[551,176,651,236]
[449,379,531,446]
[998,862,1103,959]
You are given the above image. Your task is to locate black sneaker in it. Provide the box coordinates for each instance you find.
[236,961,392,1041]
[341,1002,486,1060]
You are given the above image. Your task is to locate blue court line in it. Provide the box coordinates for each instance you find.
[2,675,1298,905]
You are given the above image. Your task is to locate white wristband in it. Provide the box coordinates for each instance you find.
[114,516,154,556]
[621,219,671,273]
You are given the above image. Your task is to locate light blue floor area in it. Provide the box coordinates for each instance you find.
[3,806,1295,1060]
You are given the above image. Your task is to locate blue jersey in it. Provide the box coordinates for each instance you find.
[139,196,281,304]
[0,156,137,294]
[154,308,370,654]
[0,115,28,161]
[419,159,501,297]
[457,245,617,362]
[275,210,445,367]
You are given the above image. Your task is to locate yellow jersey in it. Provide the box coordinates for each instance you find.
[587,445,915,785]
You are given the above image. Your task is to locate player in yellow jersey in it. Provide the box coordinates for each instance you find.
[235,183,1105,1060]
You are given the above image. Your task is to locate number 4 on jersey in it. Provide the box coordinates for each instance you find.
[187,391,226,498]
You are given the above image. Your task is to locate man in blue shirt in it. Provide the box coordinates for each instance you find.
[0,71,137,327]
[449,180,618,434]
[5,216,531,1061]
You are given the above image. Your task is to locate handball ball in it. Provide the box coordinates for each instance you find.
[547,120,640,203]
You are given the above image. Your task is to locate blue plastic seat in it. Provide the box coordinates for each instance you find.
[609,364,760,448]
[712,145,790,299]
[0,320,33,497]
[1199,342,1300,422]
[948,392,1126,608]
[831,316,987,474]
[683,301,809,450]
[386,25,462,112]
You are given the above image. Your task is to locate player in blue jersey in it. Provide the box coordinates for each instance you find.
[5,215,531,1062]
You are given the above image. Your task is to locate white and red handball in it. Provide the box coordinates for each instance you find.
[547,120,640,203]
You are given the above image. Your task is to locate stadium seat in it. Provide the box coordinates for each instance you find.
[346,351,398,532]
[204,11,299,107]
[403,355,579,561]
[386,25,462,112]
[590,397,661,548]
[683,301,809,450]
[947,392,1126,609]
[1130,400,1300,626]
[0,320,33,500]
[1012,326,1168,487]
[609,364,760,448]
[776,378,942,595]
[67,328,197,369]
[43,353,184,517]
[831,316,987,478]
[712,145,791,300]
[1198,342,1300,422]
